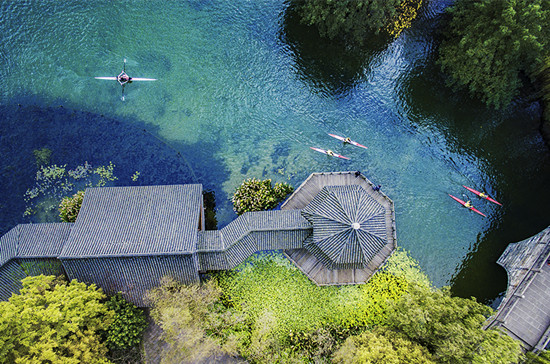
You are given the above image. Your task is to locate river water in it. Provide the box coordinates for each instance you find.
[1,0,549,306]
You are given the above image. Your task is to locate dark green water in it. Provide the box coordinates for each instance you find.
[1,0,549,306]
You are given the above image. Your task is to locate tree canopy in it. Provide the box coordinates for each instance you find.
[333,327,435,364]
[438,0,550,108]
[296,0,423,44]
[387,284,522,364]
[0,275,113,364]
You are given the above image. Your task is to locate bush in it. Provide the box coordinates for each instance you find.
[387,284,522,363]
[232,178,293,215]
[59,190,85,222]
[103,293,148,350]
[0,275,113,363]
[333,327,435,364]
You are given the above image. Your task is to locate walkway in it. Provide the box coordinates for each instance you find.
[487,227,550,351]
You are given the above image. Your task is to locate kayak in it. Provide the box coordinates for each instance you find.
[462,185,502,206]
[94,77,157,81]
[310,147,350,160]
[328,134,368,149]
[448,194,486,217]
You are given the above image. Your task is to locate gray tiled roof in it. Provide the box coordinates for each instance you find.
[60,185,202,258]
[17,223,73,258]
[0,226,20,266]
[302,185,389,269]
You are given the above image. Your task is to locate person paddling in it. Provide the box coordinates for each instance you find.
[464,200,473,209]
[117,71,131,85]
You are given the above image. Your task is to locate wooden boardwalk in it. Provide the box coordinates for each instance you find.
[282,171,396,285]
[486,227,550,351]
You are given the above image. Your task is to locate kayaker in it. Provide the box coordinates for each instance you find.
[326,150,335,157]
[479,192,488,199]
[117,71,131,85]
[344,137,352,144]
[464,200,473,209]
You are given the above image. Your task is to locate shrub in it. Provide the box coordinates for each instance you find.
[333,327,435,364]
[59,190,85,222]
[146,277,248,363]
[0,275,113,363]
[103,293,148,350]
[232,178,293,215]
[387,284,522,363]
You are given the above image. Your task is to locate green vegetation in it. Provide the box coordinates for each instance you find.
[146,249,524,363]
[232,178,294,215]
[296,0,423,44]
[0,275,114,364]
[525,351,550,364]
[147,277,246,363]
[387,284,522,364]
[24,162,118,220]
[59,190,85,222]
[32,147,52,168]
[0,276,147,364]
[333,327,435,364]
[438,0,550,109]
[103,293,147,350]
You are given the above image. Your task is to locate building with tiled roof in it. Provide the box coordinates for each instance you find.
[0,172,396,306]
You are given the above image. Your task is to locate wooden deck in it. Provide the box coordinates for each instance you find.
[486,227,550,351]
[281,171,396,285]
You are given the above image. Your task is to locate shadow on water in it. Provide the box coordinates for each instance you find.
[279,3,389,98]
[0,98,230,236]
[398,51,550,306]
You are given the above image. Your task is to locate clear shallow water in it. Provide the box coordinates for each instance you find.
[1,1,549,305]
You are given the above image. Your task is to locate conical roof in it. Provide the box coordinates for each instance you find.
[301,185,389,269]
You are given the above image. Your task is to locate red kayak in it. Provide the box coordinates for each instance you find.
[448,194,486,217]
[328,134,368,149]
[462,185,502,206]
[310,147,350,160]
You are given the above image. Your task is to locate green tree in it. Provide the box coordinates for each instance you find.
[146,277,247,364]
[333,327,435,364]
[296,0,423,44]
[103,293,147,350]
[438,0,550,108]
[0,275,113,364]
[524,350,550,364]
[387,284,522,364]
[59,190,85,222]
[232,178,293,215]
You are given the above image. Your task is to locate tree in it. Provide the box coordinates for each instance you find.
[232,178,293,215]
[146,277,247,364]
[59,190,85,222]
[333,327,435,364]
[386,284,522,364]
[103,293,147,350]
[296,0,423,44]
[438,0,550,108]
[524,350,550,364]
[0,275,113,364]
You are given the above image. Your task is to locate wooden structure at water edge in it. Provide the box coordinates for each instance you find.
[486,226,550,351]
[0,172,396,306]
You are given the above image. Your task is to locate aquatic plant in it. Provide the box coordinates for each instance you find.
[232,178,294,215]
[32,147,52,168]
[24,162,118,220]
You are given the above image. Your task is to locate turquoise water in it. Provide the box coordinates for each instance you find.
[1,1,549,305]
